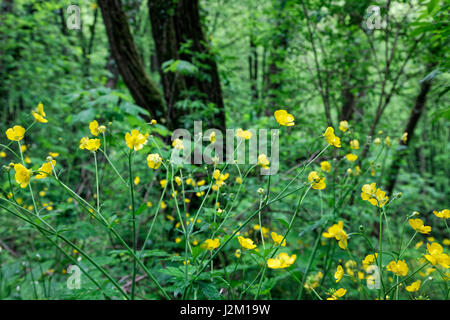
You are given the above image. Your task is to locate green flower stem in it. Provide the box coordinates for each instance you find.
[385,262,429,296]
[138,168,169,257]
[0,202,127,299]
[94,152,100,212]
[99,148,128,186]
[128,151,137,300]
[0,144,21,161]
[170,165,193,257]
[25,252,39,299]
[399,231,417,259]
[255,185,311,300]
[377,206,386,299]
[47,174,170,299]
[17,141,40,217]
[297,225,322,299]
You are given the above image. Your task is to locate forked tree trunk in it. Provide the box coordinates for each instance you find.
[98,0,165,119]
[148,0,225,130]
[249,36,258,101]
[263,0,289,113]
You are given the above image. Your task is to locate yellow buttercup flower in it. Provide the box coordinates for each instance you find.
[84,138,101,152]
[49,152,59,158]
[335,265,344,283]
[361,182,388,207]
[386,260,409,276]
[267,252,297,269]
[212,169,229,190]
[236,128,253,140]
[172,138,184,150]
[32,102,48,123]
[345,153,358,162]
[14,163,32,188]
[6,125,26,141]
[402,132,408,144]
[308,171,326,190]
[350,139,359,150]
[405,280,421,292]
[433,209,449,219]
[147,153,162,169]
[385,136,391,147]
[201,238,220,251]
[374,137,381,145]
[235,249,241,258]
[362,253,378,270]
[339,121,349,132]
[327,288,346,300]
[160,179,167,188]
[424,242,449,268]
[125,130,148,151]
[257,154,270,170]
[0,151,6,158]
[408,218,431,234]
[320,161,331,172]
[134,176,140,185]
[89,120,106,136]
[236,177,242,184]
[79,137,89,149]
[271,232,286,246]
[354,165,361,176]
[175,176,182,186]
[209,131,216,143]
[322,221,348,250]
[36,160,56,179]
[274,109,295,126]
[323,127,341,148]
[345,260,356,276]
[237,236,257,250]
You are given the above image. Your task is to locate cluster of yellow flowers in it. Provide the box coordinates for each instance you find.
[322,221,348,250]
[79,120,106,152]
[267,252,297,269]
[212,169,229,191]
[360,182,388,208]
[4,102,449,301]
[5,103,58,189]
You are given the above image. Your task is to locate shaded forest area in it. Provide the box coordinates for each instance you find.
[0,0,449,301]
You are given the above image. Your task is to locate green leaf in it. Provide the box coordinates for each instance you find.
[427,0,439,13]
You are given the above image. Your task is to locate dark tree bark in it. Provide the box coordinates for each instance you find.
[340,87,356,121]
[386,77,433,195]
[105,53,119,89]
[148,0,225,130]
[263,0,289,112]
[249,36,258,100]
[98,0,165,119]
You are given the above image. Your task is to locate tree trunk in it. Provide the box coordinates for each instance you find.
[249,36,258,100]
[264,0,289,112]
[340,87,356,121]
[98,0,165,119]
[386,78,433,195]
[148,0,225,130]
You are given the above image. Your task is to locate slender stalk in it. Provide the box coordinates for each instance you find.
[128,151,137,300]
[297,228,322,299]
